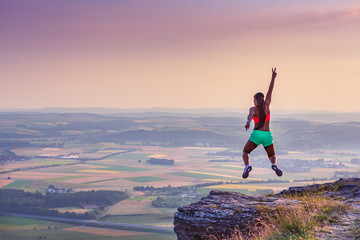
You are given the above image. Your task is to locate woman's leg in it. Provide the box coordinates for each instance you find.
[264,144,276,164]
[243,140,258,166]
[264,144,282,177]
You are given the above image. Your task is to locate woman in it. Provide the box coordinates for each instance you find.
[242,68,282,179]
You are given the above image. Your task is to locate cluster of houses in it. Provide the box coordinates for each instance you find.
[47,187,74,193]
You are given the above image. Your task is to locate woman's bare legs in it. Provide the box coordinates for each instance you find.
[264,144,282,176]
[242,140,258,165]
[264,144,276,164]
[242,140,258,178]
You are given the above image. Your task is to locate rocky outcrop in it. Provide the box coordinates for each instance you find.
[173,190,299,239]
[173,178,360,240]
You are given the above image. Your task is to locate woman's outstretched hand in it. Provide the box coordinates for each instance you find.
[272,67,277,79]
[245,122,250,131]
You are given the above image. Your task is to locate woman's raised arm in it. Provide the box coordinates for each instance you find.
[265,68,277,106]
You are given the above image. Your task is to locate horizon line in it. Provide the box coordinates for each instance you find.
[0,107,358,114]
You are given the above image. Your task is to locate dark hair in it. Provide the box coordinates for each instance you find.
[254,92,265,130]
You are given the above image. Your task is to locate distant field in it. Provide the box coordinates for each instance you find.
[44,175,87,182]
[3,180,32,189]
[63,142,103,151]
[83,178,119,184]
[34,160,78,165]
[183,147,227,151]
[125,176,167,182]
[0,216,54,227]
[2,112,360,239]
[169,171,241,180]
[55,207,90,214]
[87,163,148,172]
[111,153,150,160]
[0,216,176,240]
[103,214,174,227]
[11,147,82,157]
[147,154,167,158]
[0,215,71,233]
[62,225,148,237]
[77,169,122,174]
[0,226,111,240]
[106,199,163,216]
[103,201,175,228]
[0,159,78,172]
[212,165,242,171]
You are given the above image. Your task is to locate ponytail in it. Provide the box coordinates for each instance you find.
[254,92,266,130]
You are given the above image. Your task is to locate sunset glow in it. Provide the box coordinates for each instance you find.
[1,1,360,112]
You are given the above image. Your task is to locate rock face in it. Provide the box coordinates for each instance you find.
[173,178,360,240]
[173,190,299,239]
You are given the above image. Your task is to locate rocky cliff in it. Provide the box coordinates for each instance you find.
[173,178,360,240]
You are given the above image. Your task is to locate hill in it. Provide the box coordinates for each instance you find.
[1,112,360,150]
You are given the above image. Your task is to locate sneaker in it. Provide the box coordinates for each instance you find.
[242,165,252,179]
[272,164,283,177]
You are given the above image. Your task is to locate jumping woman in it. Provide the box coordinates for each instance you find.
[242,68,283,179]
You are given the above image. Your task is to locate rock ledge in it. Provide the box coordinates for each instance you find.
[173,178,360,240]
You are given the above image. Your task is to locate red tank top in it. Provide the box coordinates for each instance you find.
[253,114,270,123]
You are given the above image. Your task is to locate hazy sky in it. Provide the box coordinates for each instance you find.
[1,1,360,112]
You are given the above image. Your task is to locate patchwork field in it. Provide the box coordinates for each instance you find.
[2,146,358,192]
[2,144,359,240]
[62,226,148,237]
[0,216,176,240]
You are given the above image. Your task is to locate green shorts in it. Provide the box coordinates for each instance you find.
[250,130,274,147]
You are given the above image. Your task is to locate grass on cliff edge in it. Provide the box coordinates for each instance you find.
[210,194,350,240]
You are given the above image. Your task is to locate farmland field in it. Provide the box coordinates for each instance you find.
[1,112,360,239]
[0,216,176,240]
[125,176,167,182]
[3,179,32,189]
[2,146,357,194]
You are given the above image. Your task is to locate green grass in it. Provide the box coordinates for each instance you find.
[34,160,77,165]
[257,196,349,239]
[3,180,32,189]
[0,216,176,240]
[120,234,177,240]
[212,194,351,240]
[0,216,55,227]
[0,228,107,240]
[63,142,104,150]
[125,176,167,183]
[84,178,119,184]
[44,175,88,182]
[102,214,173,226]
[88,163,148,172]
[212,165,242,171]
[169,171,233,180]
[0,226,177,240]
[111,153,150,161]
[129,196,157,201]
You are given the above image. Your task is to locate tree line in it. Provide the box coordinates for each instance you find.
[0,189,128,219]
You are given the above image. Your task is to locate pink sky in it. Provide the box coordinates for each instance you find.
[1,1,360,112]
